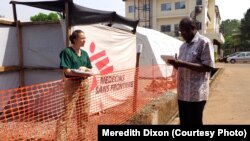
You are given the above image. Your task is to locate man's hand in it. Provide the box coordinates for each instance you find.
[167,59,178,69]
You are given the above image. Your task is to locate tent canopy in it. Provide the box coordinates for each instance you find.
[136,27,183,78]
[10,0,139,33]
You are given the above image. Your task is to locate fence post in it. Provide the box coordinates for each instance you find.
[133,44,143,112]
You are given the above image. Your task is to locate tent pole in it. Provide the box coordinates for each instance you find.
[133,53,140,113]
[16,21,25,87]
[12,3,24,86]
[65,1,71,47]
[133,44,143,112]
[12,3,17,22]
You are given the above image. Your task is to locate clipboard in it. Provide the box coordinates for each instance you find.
[71,69,93,75]
[161,55,175,62]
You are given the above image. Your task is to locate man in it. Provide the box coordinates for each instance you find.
[167,17,215,125]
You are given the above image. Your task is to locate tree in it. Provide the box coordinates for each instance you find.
[220,19,241,55]
[220,19,240,37]
[30,12,60,22]
[240,8,250,51]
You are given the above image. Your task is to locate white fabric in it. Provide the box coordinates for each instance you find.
[0,22,183,115]
[1,23,136,115]
[136,27,183,78]
[22,24,65,68]
[73,24,136,114]
[0,26,20,92]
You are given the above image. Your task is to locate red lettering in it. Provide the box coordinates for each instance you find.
[95,57,110,70]
[90,50,106,62]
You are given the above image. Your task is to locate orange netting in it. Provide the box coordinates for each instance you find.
[0,65,176,141]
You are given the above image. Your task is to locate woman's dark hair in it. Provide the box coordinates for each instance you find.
[69,30,84,44]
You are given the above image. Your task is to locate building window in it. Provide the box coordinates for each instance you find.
[161,3,171,11]
[143,4,150,11]
[196,0,202,5]
[175,1,186,10]
[161,25,171,32]
[128,6,135,13]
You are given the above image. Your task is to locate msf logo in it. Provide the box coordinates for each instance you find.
[88,42,114,92]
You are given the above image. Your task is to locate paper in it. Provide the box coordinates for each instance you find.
[161,55,175,62]
[71,69,93,75]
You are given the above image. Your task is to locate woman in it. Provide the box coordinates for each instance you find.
[56,29,92,141]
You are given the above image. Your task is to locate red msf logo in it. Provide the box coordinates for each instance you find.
[88,42,114,92]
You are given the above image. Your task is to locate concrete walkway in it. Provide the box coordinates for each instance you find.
[204,63,250,124]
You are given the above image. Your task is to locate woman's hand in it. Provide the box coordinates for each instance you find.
[79,66,88,71]
[79,66,93,77]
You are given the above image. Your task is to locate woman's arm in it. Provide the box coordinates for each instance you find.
[63,68,93,77]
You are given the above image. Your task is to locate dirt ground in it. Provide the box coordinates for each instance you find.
[204,63,250,124]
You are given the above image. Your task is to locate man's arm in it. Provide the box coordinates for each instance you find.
[167,59,214,72]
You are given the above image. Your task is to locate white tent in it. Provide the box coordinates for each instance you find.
[136,27,183,78]
[0,22,136,115]
[0,21,182,116]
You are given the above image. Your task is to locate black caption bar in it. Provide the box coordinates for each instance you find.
[98,125,249,140]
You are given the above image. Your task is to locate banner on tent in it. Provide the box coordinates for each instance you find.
[73,25,137,114]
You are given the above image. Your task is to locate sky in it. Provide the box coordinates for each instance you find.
[0,0,250,22]
[215,0,250,21]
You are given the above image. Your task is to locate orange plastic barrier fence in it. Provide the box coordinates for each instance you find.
[0,65,176,141]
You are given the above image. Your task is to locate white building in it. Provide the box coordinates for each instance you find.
[123,0,225,57]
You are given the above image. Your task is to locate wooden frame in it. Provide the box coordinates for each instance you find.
[3,1,71,86]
